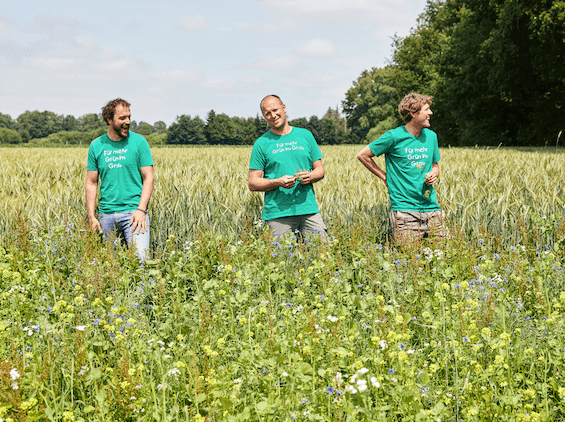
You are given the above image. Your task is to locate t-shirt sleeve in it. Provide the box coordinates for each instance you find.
[368,130,394,157]
[433,135,440,163]
[307,131,323,163]
[249,141,266,170]
[138,137,154,167]
[87,144,98,171]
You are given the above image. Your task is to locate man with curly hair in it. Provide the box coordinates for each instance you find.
[85,98,154,260]
[357,92,448,243]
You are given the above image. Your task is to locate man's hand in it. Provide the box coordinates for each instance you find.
[425,163,440,185]
[295,171,312,185]
[88,216,102,233]
[130,209,147,235]
[277,175,297,189]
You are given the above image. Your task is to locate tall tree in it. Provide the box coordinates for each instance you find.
[205,110,237,144]
[342,66,401,142]
[392,0,565,146]
[167,115,205,145]
[17,111,62,139]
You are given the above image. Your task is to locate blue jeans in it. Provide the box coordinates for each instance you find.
[99,211,150,261]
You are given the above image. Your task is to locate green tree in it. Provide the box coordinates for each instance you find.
[153,121,167,134]
[136,121,154,136]
[0,113,16,130]
[205,110,237,144]
[391,0,565,146]
[77,113,106,132]
[167,115,205,145]
[17,110,62,139]
[0,127,22,144]
[342,66,400,142]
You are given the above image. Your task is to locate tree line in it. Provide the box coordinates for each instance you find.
[344,0,565,146]
[0,106,358,146]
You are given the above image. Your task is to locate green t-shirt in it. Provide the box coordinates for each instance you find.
[249,127,323,221]
[87,132,154,214]
[369,126,441,212]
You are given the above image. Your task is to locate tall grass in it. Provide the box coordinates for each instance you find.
[1,146,564,250]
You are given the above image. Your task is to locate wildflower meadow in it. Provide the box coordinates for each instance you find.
[1,145,565,421]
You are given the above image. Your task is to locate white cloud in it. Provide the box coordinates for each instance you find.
[254,18,299,34]
[254,55,301,71]
[199,78,235,89]
[176,16,207,33]
[284,68,345,88]
[152,69,202,83]
[295,39,337,59]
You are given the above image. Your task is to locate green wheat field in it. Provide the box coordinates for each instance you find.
[1,145,565,421]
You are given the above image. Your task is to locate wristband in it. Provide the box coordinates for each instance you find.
[137,208,147,214]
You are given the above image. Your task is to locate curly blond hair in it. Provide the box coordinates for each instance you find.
[398,93,433,122]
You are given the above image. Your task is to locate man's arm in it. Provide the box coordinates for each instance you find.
[357,146,387,185]
[296,159,324,185]
[425,163,440,185]
[248,169,297,192]
[85,170,102,233]
[130,165,154,235]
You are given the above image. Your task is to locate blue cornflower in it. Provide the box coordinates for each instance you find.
[388,368,395,374]
[327,387,335,395]
[286,302,292,307]
[399,343,406,350]
[525,316,531,321]
[272,252,278,257]
[478,238,484,244]
[288,253,294,258]
[320,295,325,301]
[462,336,469,342]
[377,244,383,250]
[262,369,268,374]
[47,305,52,312]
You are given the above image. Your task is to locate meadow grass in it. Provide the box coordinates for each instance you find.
[1,146,565,421]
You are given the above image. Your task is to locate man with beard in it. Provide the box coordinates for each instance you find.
[85,98,154,260]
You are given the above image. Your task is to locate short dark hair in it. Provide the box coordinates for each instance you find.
[102,98,131,124]
[260,94,283,111]
[398,93,432,122]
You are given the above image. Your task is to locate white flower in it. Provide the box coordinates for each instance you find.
[345,385,357,394]
[10,368,20,380]
[371,377,380,388]
[379,340,388,350]
[334,372,343,386]
[76,325,87,331]
[327,315,339,323]
[281,371,289,377]
[11,381,19,390]
[358,383,367,392]
[167,368,181,377]
[357,367,369,375]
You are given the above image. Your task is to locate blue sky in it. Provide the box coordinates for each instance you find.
[0,0,428,126]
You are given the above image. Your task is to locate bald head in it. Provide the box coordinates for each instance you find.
[260,94,284,112]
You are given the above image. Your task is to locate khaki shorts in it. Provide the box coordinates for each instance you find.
[389,210,449,243]
[267,213,328,241]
